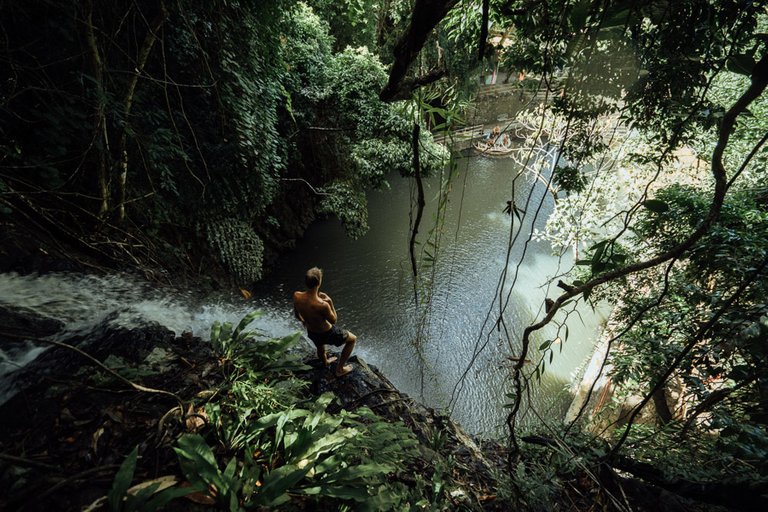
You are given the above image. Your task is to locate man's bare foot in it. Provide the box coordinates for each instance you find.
[335,364,353,377]
[324,356,338,364]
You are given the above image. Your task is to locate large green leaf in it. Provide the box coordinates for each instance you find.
[108,446,138,512]
[233,310,262,341]
[173,434,220,491]
[138,486,197,512]
[302,484,371,501]
[317,463,393,486]
[256,464,311,506]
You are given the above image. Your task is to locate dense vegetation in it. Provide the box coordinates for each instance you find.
[418,1,767,510]
[2,0,768,510]
[0,0,446,284]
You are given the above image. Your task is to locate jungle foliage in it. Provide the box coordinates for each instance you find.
[0,0,445,282]
[4,0,768,509]
[375,0,768,509]
[85,311,451,511]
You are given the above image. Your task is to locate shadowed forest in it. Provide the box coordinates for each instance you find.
[1,1,767,511]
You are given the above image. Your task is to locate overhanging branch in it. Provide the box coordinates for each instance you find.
[522,435,768,511]
[384,67,448,101]
[380,0,460,101]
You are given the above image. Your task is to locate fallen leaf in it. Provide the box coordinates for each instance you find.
[180,482,216,505]
[91,426,105,455]
[184,491,216,505]
[128,475,179,494]
[83,477,185,512]
[185,404,208,432]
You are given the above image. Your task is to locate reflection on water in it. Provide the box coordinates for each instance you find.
[257,155,608,435]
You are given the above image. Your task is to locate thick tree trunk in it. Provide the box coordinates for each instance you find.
[380,0,459,101]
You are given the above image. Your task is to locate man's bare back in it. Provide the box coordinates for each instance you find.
[293,267,357,377]
[292,290,335,333]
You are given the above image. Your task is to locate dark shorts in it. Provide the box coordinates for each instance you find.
[308,325,349,347]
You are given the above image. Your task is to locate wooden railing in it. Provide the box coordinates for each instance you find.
[432,124,485,147]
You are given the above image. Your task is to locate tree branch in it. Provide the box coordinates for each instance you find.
[610,256,768,456]
[380,0,460,101]
[479,0,490,61]
[507,52,768,461]
[409,123,425,287]
[84,0,110,218]
[116,2,167,223]
[384,67,448,101]
[522,435,768,511]
[609,453,768,511]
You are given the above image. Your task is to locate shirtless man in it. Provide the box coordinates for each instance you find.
[293,267,357,376]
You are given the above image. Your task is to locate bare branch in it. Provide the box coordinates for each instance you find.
[280,178,331,196]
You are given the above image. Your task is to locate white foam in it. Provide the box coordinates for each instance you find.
[0,272,300,379]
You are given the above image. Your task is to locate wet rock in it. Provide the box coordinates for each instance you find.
[0,308,506,510]
[78,318,177,363]
[0,304,64,342]
[301,353,503,500]
[0,313,219,512]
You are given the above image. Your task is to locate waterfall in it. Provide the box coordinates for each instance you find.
[0,271,300,380]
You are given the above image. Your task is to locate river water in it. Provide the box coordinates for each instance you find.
[255,153,608,434]
[0,153,607,435]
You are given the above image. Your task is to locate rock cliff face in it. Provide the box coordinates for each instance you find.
[304,355,504,499]
[0,305,506,511]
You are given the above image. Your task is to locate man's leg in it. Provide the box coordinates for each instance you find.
[316,343,337,365]
[335,332,356,376]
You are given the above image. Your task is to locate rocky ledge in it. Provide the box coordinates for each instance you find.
[0,306,507,511]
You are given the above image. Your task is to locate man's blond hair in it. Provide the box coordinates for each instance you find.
[305,267,322,288]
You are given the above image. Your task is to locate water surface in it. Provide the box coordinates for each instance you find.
[0,154,607,433]
[257,153,608,434]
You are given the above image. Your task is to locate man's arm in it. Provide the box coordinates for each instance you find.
[292,293,306,325]
[320,294,338,324]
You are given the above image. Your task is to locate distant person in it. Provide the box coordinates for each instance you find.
[293,267,357,377]
[488,125,501,147]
